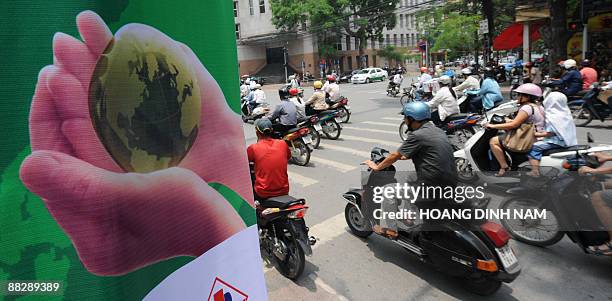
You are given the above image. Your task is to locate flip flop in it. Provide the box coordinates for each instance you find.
[587,242,612,256]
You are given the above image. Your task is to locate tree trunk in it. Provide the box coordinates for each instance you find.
[548,0,569,66]
[358,35,366,68]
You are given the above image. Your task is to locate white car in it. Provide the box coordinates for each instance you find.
[351,68,387,84]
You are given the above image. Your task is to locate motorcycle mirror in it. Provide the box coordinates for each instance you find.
[587,132,594,143]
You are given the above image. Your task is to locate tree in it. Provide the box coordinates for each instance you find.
[270,0,400,68]
[430,13,479,54]
[377,45,404,64]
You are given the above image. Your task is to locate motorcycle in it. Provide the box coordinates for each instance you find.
[341,148,521,296]
[251,164,316,279]
[499,143,612,253]
[326,96,351,123]
[240,96,269,123]
[311,109,343,140]
[399,113,481,151]
[453,114,590,184]
[386,82,401,97]
[399,83,419,106]
[272,126,313,166]
[568,83,611,127]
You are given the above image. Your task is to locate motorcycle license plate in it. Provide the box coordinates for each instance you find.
[314,123,323,131]
[495,245,518,269]
[335,117,343,123]
[303,136,313,144]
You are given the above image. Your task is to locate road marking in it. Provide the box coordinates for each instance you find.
[342,134,400,147]
[319,143,371,158]
[361,121,399,127]
[309,274,350,301]
[343,126,397,135]
[382,116,404,121]
[310,156,356,173]
[287,171,318,187]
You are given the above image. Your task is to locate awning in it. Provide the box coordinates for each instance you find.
[493,22,542,51]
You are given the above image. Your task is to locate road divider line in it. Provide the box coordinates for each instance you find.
[343,126,397,135]
[361,121,399,127]
[382,116,404,121]
[341,134,399,147]
[310,156,356,173]
[287,171,318,187]
[319,143,371,158]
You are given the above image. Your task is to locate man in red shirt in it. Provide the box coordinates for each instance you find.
[247,118,291,199]
[580,59,598,91]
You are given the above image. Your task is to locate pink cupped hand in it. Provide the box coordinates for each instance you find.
[19,11,252,276]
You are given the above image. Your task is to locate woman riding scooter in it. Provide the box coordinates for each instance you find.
[426,75,459,125]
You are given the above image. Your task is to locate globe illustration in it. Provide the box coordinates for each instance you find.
[89,24,201,173]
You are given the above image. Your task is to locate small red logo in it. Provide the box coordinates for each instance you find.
[207,277,248,301]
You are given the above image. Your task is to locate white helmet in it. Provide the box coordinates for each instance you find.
[563,59,577,69]
[254,84,262,89]
[439,75,452,85]
[461,68,472,75]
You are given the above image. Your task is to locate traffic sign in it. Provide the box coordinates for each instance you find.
[479,20,489,34]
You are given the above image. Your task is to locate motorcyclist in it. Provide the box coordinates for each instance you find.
[552,59,583,97]
[247,83,266,111]
[240,80,250,98]
[426,75,459,124]
[323,75,340,101]
[247,118,291,200]
[267,86,297,136]
[289,74,300,88]
[305,80,328,116]
[288,87,306,121]
[416,67,433,101]
[453,68,480,93]
[466,67,503,112]
[363,101,458,238]
[523,61,534,83]
[388,71,403,93]
[579,59,598,92]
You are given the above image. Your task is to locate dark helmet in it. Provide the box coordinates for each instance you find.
[278,86,290,99]
[289,87,299,96]
[581,59,591,67]
[402,101,431,121]
[483,67,495,78]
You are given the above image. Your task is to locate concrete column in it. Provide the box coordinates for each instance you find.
[522,22,530,62]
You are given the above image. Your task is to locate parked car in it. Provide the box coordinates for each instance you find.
[351,68,387,84]
[339,70,359,83]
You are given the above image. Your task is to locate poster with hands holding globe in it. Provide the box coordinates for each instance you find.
[2,3,266,301]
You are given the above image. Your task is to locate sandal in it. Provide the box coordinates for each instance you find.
[587,242,612,256]
[495,166,511,177]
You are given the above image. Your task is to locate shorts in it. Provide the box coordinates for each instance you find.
[527,141,564,160]
[601,190,612,207]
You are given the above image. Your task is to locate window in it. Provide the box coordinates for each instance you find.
[248,0,254,15]
[235,24,240,39]
[386,34,390,46]
[233,0,239,17]
[400,14,404,28]
[259,0,265,13]
[346,36,351,51]
[393,34,397,46]
[355,37,359,50]
[400,34,405,47]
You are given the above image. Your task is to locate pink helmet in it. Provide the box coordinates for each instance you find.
[514,83,542,98]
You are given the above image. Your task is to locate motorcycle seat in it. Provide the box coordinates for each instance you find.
[259,195,305,209]
[542,145,589,156]
[446,113,472,122]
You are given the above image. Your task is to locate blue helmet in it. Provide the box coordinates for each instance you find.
[402,101,431,121]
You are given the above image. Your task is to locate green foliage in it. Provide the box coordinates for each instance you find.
[430,13,479,52]
[377,45,404,62]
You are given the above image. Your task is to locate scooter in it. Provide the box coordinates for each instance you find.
[399,114,480,151]
[251,163,316,279]
[453,114,590,184]
[326,96,351,123]
[499,143,612,253]
[311,109,343,140]
[240,96,269,123]
[386,82,401,97]
[272,126,313,166]
[341,148,521,296]
[568,83,611,127]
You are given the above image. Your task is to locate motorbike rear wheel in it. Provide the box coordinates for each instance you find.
[290,139,311,166]
[399,94,412,106]
[338,107,351,123]
[463,277,502,296]
[307,126,321,149]
[569,103,593,127]
[345,204,373,238]
[323,120,342,140]
[499,197,564,247]
[277,237,305,280]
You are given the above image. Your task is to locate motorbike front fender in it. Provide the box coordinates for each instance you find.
[286,219,312,256]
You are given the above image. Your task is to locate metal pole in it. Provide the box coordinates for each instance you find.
[581,0,588,59]
[283,44,288,83]
[522,22,530,62]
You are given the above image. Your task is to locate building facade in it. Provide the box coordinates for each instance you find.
[234,0,439,79]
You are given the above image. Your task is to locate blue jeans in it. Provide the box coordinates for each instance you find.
[528,141,564,160]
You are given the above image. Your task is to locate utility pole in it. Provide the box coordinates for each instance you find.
[283,43,288,83]
[581,0,587,59]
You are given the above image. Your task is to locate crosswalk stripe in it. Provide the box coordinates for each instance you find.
[343,126,397,135]
[342,134,400,147]
[319,143,371,158]
[287,171,318,187]
[382,116,404,121]
[310,156,356,173]
[361,121,399,127]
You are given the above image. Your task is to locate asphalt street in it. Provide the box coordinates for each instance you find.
[245,80,612,301]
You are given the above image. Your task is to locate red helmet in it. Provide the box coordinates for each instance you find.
[326,75,336,82]
[420,67,428,73]
[289,87,299,96]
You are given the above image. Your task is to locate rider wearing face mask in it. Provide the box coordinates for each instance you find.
[363,101,458,238]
